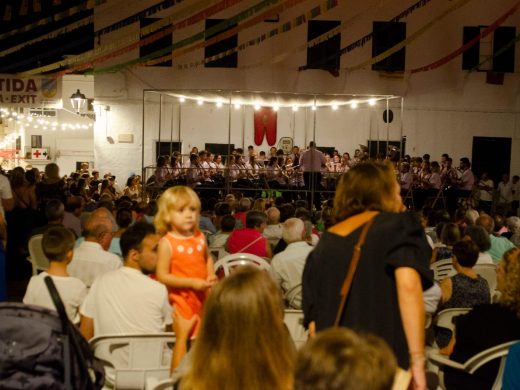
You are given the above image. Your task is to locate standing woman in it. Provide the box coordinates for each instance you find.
[302,161,433,390]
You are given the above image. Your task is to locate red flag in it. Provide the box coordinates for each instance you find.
[254,107,277,146]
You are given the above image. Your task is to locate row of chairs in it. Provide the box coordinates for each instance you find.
[89,253,305,389]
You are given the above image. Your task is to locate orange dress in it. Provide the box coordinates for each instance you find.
[162,231,208,336]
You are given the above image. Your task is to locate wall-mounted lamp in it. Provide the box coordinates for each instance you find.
[70,89,87,113]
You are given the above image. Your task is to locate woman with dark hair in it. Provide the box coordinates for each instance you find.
[442,248,520,389]
[303,161,433,390]
[36,163,67,207]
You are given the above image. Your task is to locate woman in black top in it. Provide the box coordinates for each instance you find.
[303,161,433,390]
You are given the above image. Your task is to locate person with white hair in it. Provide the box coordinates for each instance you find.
[263,207,283,247]
[269,218,313,308]
[507,216,520,247]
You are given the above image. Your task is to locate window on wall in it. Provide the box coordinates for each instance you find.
[306,20,341,71]
[371,21,406,72]
[155,141,182,160]
[462,26,516,72]
[140,18,172,67]
[204,19,238,68]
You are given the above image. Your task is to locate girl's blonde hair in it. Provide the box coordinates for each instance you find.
[500,248,520,317]
[154,186,201,235]
[180,267,295,390]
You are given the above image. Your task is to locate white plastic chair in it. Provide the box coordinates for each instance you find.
[26,234,49,275]
[147,378,175,390]
[428,340,519,390]
[214,253,270,277]
[284,283,302,309]
[208,246,229,260]
[89,333,175,390]
[431,259,456,282]
[434,308,472,333]
[473,263,497,296]
[283,309,308,349]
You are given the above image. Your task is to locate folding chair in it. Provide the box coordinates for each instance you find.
[214,253,270,277]
[428,340,519,390]
[403,186,415,210]
[26,234,49,276]
[473,263,497,298]
[89,333,175,390]
[430,259,456,283]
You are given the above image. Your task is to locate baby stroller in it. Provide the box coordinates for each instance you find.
[0,276,104,389]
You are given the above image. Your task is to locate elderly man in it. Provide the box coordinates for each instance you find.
[67,208,121,287]
[79,222,171,340]
[476,214,516,263]
[269,218,313,308]
[263,207,283,247]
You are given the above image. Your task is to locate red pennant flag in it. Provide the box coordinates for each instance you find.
[254,107,277,146]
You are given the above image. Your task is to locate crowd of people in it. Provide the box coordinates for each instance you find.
[0,146,519,389]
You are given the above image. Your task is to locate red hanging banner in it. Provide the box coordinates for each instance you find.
[254,107,277,146]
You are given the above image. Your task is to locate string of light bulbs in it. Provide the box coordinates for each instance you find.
[175,96,382,111]
[0,107,94,133]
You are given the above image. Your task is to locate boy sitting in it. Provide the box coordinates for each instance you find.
[23,226,87,323]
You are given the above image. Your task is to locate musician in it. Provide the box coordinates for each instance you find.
[398,162,414,197]
[446,157,475,213]
[477,172,494,214]
[300,141,326,210]
[289,146,301,167]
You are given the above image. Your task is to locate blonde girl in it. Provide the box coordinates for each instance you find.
[155,186,216,337]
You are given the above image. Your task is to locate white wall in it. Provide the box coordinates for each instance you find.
[92,0,520,181]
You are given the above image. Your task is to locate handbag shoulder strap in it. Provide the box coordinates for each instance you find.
[334,216,376,327]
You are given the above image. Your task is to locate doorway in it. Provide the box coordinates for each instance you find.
[472,137,511,185]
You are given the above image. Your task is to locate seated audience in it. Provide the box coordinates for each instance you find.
[435,240,490,347]
[68,208,121,287]
[263,207,283,246]
[294,328,397,390]
[30,199,65,237]
[476,214,516,262]
[227,211,272,258]
[507,216,520,247]
[442,248,520,390]
[433,222,460,262]
[209,214,235,248]
[233,197,251,228]
[269,218,312,308]
[175,268,294,389]
[79,222,171,340]
[503,341,520,390]
[23,226,87,322]
[63,196,83,237]
[462,225,493,264]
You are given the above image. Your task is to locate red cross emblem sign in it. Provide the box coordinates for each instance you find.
[31,148,48,160]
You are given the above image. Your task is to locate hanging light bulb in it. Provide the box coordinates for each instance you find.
[368,98,376,106]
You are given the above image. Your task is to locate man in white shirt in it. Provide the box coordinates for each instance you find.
[80,222,172,340]
[68,208,121,287]
[447,157,475,213]
[497,174,513,213]
[269,218,313,309]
